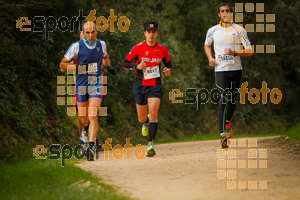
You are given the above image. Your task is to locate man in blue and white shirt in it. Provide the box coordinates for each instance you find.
[60,21,115,160]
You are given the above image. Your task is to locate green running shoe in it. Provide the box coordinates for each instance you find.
[142,124,149,136]
[142,115,149,136]
[146,144,156,157]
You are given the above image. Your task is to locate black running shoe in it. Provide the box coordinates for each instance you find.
[86,144,96,161]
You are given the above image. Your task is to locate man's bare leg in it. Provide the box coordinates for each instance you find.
[88,98,102,142]
[136,103,148,123]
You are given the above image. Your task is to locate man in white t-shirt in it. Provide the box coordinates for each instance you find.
[204,3,253,148]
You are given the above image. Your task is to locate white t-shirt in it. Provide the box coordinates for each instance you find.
[64,39,107,61]
[205,24,251,72]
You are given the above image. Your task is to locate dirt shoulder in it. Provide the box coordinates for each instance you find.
[76,137,300,200]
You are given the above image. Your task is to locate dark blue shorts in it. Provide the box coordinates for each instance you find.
[76,93,103,102]
[133,85,162,105]
[76,86,103,102]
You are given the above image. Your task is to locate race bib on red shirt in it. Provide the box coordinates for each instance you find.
[143,65,160,80]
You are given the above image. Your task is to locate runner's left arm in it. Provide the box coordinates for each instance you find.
[102,55,111,67]
[162,58,173,70]
[162,49,172,76]
[103,55,116,75]
[101,41,110,68]
[225,27,253,57]
[101,42,116,75]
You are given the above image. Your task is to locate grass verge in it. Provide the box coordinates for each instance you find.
[282,124,300,141]
[0,158,132,200]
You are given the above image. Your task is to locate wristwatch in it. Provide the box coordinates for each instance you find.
[233,51,238,57]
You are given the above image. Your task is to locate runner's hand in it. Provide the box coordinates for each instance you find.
[209,58,215,67]
[225,48,234,55]
[137,60,147,70]
[107,66,116,75]
[163,67,171,76]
